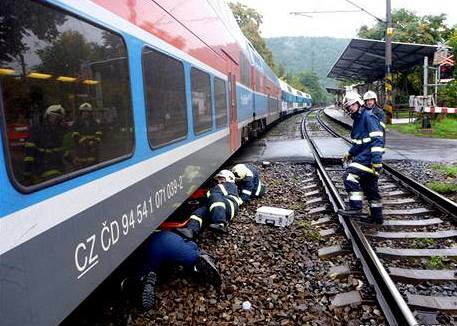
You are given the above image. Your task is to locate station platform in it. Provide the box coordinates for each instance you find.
[324,107,457,162]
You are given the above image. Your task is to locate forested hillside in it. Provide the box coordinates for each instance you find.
[266,37,350,87]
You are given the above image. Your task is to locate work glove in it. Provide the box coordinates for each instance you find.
[372,163,383,176]
[342,153,352,163]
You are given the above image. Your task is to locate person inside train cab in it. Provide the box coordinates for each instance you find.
[72,102,102,169]
[231,163,266,203]
[23,104,69,185]
[338,92,385,224]
[175,170,242,239]
[363,91,386,130]
[121,230,221,311]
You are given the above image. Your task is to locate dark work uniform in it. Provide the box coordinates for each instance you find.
[72,118,102,168]
[236,164,266,203]
[186,182,242,235]
[343,107,385,221]
[24,122,67,183]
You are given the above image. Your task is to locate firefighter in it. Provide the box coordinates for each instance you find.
[121,230,221,311]
[338,92,385,224]
[175,170,242,239]
[363,91,386,130]
[23,104,68,184]
[231,163,266,203]
[72,102,102,168]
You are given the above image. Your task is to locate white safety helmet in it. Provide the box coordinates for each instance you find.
[214,170,236,183]
[44,104,65,118]
[363,90,378,102]
[342,92,364,109]
[231,164,249,181]
[79,102,93,112]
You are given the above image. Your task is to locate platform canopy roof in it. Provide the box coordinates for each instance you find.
[325,87,345,95]
[328,38,438,82]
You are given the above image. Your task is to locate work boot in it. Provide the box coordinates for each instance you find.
[141,271,157,311]
[208,223,227,234]
[359,215,384,225]
[337,208,363,217]
[195,254,222,287]
[174,227,196,240]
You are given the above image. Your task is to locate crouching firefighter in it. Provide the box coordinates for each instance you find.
[338,92,385,224]
[120,230,222,311]
[175,170,242,239]
[231,163,266,203]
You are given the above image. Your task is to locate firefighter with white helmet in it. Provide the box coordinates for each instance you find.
[338,92,385,224]
[363,91,386,130]
[72,102,102,168]
[231,163,266,203]
[175,169,242,239]
[23,104,68,184]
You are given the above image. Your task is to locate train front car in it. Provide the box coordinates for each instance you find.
[0,0,283,324]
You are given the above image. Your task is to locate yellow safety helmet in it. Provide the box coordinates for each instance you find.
[214,170,235,183]
[342,92,364,109]
[44,104,65,118]
[363,90,378,102]
[79,102,93,112]
[231,164,249,181]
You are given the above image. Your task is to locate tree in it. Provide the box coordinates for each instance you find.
[229,2,276,68]
[0,0,66,75]
[285,71,331,105]
[358,9,452,44]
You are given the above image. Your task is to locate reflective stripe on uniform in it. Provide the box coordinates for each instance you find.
[369,201,383,208]
[371,147,385,153]
[25,142,36,148]
[246,168,253,177]
[209,202,226,211]
[24,156,34,162]
[255,180,262,196]
[372,163,383,168]
[369,131,383,137]
[380,122,386,129]
[349,162,375,174]
[218,184,228,196]
[242,189,252,195]
[227,199,235,220]
[228,195,243,206]
[346,173,359,184]
[349,191,364,201]
[190,215,203,227]
[351,137,372,144]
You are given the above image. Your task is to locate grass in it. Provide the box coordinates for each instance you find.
[412,238,436,249]
[426,181,457,194]
[431,163,457,178]
[425,256,444,269]
[390,116,457,139]
[296,220,321,242]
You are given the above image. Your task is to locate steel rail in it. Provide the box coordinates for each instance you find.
[321,108,457,220]
[302,110,417,326]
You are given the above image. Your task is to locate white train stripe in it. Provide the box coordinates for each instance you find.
[0,128,229,256]
[55,0,227,80]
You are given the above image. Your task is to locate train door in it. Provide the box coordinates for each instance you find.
[228,71,238,152]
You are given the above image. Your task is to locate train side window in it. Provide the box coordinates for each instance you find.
[0,0,133,191]
[191,67,212,134]
[142,48,187,148]
[214,77,228,128]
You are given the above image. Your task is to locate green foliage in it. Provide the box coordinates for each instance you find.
[426,181,457,193]
[296,220,321,242]
[358,9,452,44]
[289,71,331,105]
[412,238,436,249]
[229,2,275,69]
[425,256,444,269]
[391,116,457,139]
[431,163,457,178]
[266,37,350,88]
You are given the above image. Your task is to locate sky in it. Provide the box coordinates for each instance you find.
[233,0,457,39]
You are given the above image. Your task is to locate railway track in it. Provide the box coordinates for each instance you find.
[302,109,457,325]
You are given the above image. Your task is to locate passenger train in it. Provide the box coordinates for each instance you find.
[0,0,312,324]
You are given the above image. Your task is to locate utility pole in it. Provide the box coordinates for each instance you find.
[385,0,393,124]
